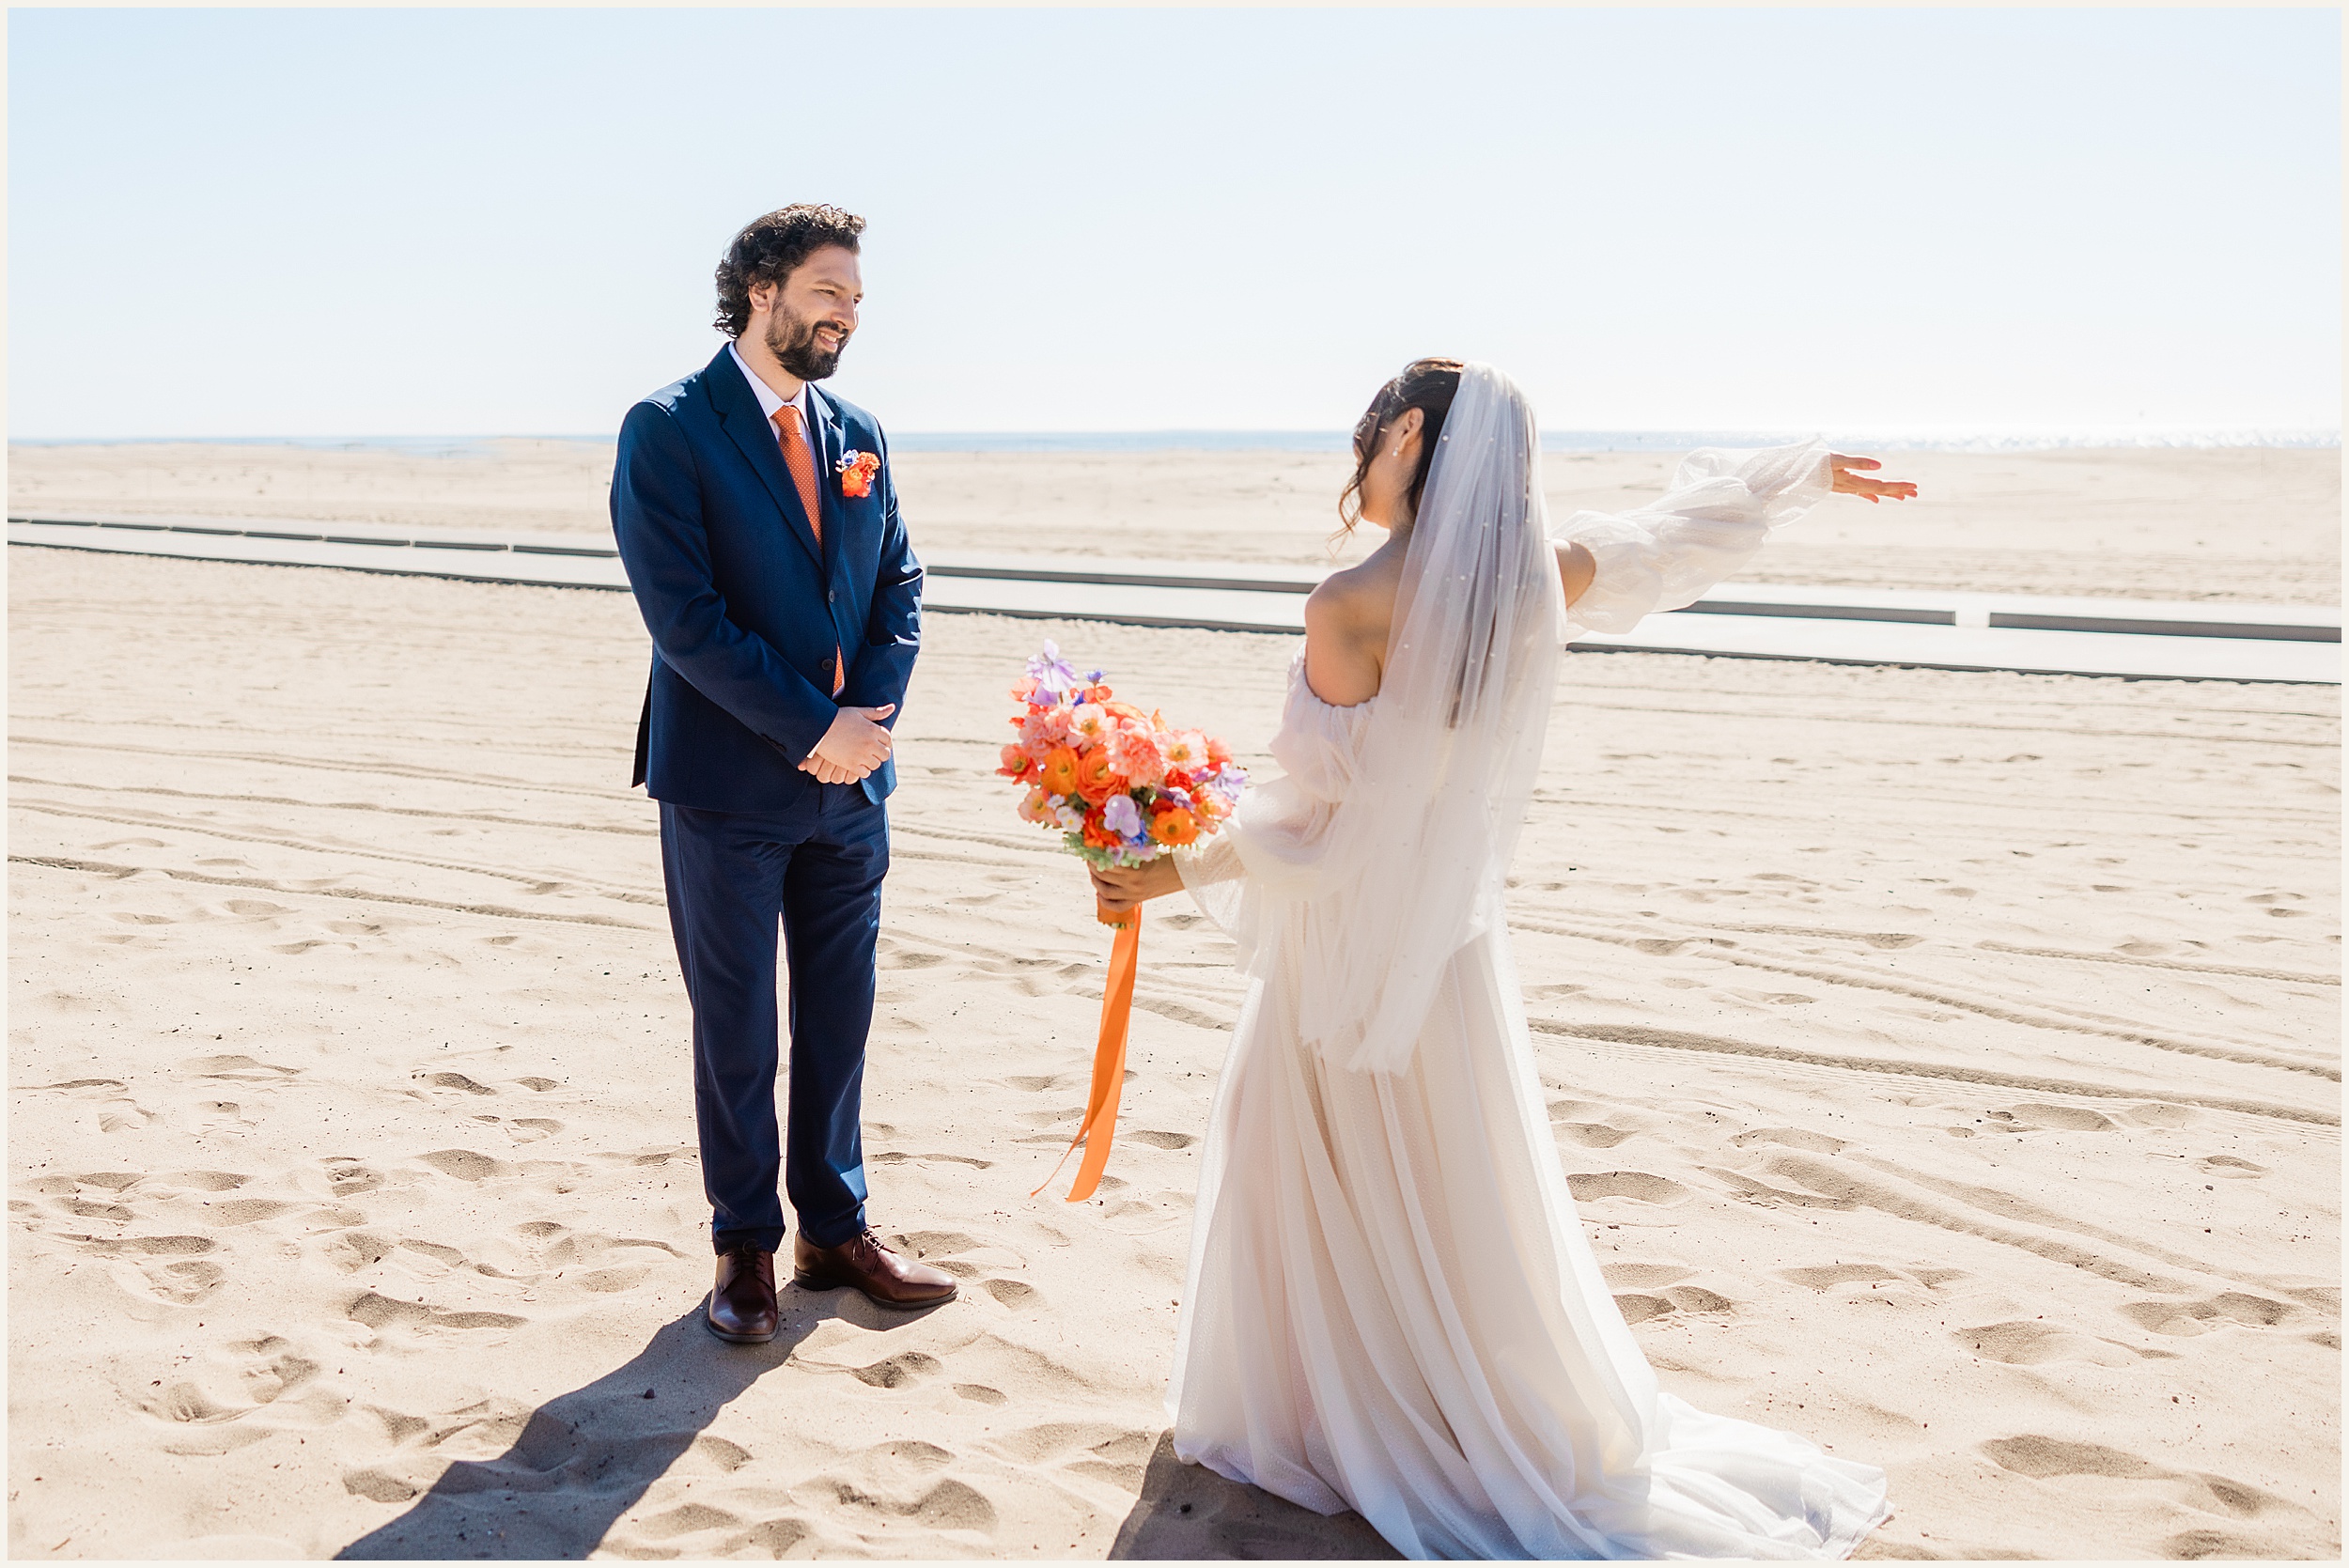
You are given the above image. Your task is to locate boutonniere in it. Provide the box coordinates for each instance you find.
[835,449,882,500]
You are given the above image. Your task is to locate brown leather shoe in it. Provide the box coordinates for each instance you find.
[706,1246,778,1343]
[793,1228,957,1310]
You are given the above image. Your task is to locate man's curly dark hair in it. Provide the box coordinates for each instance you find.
[713,205,866,337]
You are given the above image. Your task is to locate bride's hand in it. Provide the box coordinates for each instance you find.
[1829,455,1919,505]
[1091,858,1184,913]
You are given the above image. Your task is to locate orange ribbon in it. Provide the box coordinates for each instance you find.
[1033,899,1141,1203]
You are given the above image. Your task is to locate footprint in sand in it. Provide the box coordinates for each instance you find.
[414,1070,497,1095]
[344,1290,528,1338]
[1552,1118,1635,1149]
[810,1439,997,1534]
[1983,1436,2299,1522]
[204,1198,305,1226]
[414,1148,508,1183]
[621,1503,751,1545]
[322,1157,385,1198]
[74,1233,228,1304]
[181,1053,302,1083]
[1987,1103,2119,1132]
[2118,1294,2300,1336]
[1781,1264,1904,1290]
[869,1150,994,1171]
[1952,1320,2140,1367]
[133,1334,338,1456]
[1731,1127,1848,1156]
[2247,892,2309,918]
[1614,1285,1735,1325]
[984,1421,1158,1489]
[1602,1263,1696,1289]
[1566,1172,1689,1204]
[329,1232,397,1272]
[163,1170,249,1193]
[480,1223,682,1292]
[981,1278,1041,1310]
[852,1350,944,1389]
[891,1230,1020,1278]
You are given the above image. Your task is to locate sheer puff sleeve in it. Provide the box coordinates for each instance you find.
[1551,440,1830,639]
[1172,649,1368,973]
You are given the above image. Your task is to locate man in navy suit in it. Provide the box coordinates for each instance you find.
[612,204,953,1343]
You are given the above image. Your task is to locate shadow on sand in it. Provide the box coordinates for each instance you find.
[335,1296,1392,1560]
[334,1291,917,1560]
[1110,1434,1398,1560]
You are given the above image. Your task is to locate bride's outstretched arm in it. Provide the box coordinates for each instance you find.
[1551,445,1916,629]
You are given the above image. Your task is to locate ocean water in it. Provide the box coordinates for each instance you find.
[9,428,2339,457]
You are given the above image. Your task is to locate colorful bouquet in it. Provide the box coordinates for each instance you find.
[1000,642,1246,1203]
[999,641,1248,894]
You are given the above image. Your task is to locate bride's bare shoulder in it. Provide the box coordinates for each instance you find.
[1301,556,1398,706]
[1305,554,1401,631]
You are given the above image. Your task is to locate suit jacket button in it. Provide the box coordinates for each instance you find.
[828,589,836,604]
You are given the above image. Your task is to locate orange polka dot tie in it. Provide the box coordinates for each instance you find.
[774,404,845,697]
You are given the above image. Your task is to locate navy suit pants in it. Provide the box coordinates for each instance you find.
[659,789,887,1255]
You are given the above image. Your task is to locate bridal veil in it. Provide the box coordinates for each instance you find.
[1188,362,1565,1076]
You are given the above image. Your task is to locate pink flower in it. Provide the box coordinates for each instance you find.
[1160,729,1208,771]
[1019,707,1074,757]
[1107,722,1168,788]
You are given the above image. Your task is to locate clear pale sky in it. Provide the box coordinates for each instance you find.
[8,7,2340,439]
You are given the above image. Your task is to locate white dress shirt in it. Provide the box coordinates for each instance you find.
[728,339,847,698]
[728,341,820,444]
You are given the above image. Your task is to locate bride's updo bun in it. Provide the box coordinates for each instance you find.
[1338,358,1466,534]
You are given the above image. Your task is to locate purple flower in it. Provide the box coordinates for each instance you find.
[1026,641,1081,698]
[1101,793,1143,839]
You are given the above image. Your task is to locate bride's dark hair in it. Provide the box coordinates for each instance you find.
[1337,358,1466,535]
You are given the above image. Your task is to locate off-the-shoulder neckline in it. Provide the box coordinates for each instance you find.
[1291,646,1377,715]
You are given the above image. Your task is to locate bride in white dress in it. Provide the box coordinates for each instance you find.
[1091,360,1918,1560]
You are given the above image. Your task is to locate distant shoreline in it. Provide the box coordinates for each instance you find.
[8,428,2341,458]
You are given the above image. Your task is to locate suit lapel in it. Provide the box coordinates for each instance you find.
[708,348,824,571]
[809,385,847,584]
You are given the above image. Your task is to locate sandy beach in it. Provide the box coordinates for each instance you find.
[9,438,2341,604]
[6,443,2341,1560]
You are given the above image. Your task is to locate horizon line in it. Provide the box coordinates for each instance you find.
[11,426,2342,445]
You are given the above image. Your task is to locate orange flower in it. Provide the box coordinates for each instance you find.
[1073,747,1118,804]
[1038,746,1081,797]
[998,743,1034,781]
[1081,811,1120,850]
[1149,804,1198,846]
[1100,701,1147,724]
[837,450,882,500]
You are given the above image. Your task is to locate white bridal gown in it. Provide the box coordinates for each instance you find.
[1169,438,1891,1560]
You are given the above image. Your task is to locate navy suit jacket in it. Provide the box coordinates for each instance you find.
[612,347,922,812]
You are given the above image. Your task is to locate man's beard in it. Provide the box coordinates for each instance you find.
[766,303,848,381]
